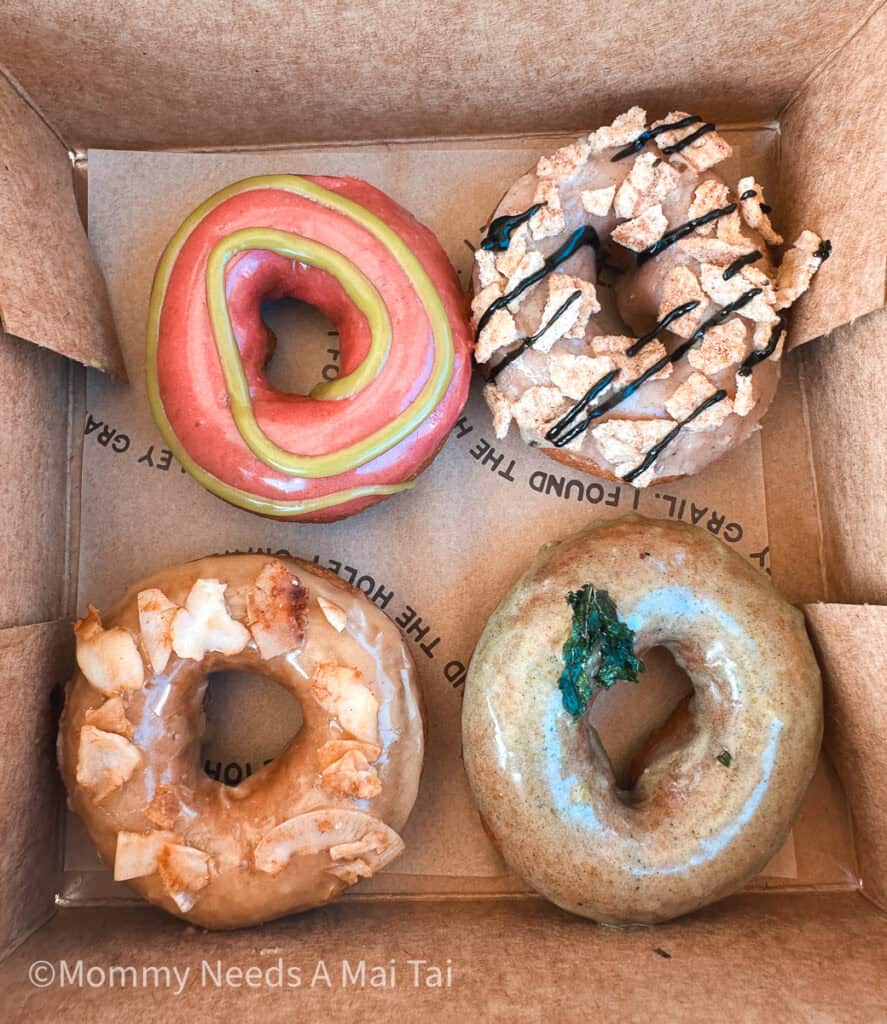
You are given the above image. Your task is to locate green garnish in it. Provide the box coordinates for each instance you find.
[717,750,732,767]
[557,585,644,718]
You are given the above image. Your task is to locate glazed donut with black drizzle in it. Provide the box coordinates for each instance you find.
[471,108,831,487]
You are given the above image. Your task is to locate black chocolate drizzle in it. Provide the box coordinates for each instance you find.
[723,250,762,280]
[545,299,701,443]
[621,389,728,483]
[487,290,582,384]
[738,321,784,377]
[661,121,716,155]
[636,204,737,265]
[610,114,702,162]
[546,288,763,448]
[474,226,600,341]
[480,204,544,251]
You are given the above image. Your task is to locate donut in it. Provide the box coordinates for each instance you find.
[471,109,831,486]
[58,555,423,928]
[462,516,822,923]
[147,175,472,522]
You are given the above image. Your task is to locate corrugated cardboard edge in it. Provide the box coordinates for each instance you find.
[0,71,125,378]
[805,603,887,911]
[0,620,73,960]
[779,1,887,348]
[798,307,887,604]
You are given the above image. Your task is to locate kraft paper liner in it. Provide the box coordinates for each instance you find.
[63,131,850,900]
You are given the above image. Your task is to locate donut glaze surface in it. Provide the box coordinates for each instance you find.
[462,517,822,923]
[148,175,472,521]
[59,555,424,928]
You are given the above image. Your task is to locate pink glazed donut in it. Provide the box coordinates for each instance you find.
[147,175,472,522]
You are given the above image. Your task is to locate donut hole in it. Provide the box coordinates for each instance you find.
[587,646,694,792]
[260,296,341,395]
[201,668,304,788]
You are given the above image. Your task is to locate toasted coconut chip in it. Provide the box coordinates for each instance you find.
[652,111,732,171]
[533,274,600,353]
[254,809,403,877]
[592,418,676,467]
[476,308,518,364]
[687,181,732,234]
[549,352,616,401]
[581,185,616,217]
[494,223,529,279]
[84,696,132,739]
[77,725,141,802]
[320,749,382,800]
[171,579,250,662]
[470,281,504,329]
[734,373,757,417]
[614,152,680,219]
[317,739,381,771]
[587,106,647,153]
[146,784,181,829]
[326,859,374,885]
[311,663,380,745]
[678,236,757,266]
[474,248,501,289]
[483,383,513,440]
[510,386,567,434]
[317,595,347,633]
[530,179,565,240]
[504,250,546,310]
[137,588,178,674]
[699,264,778,322]
[775,230,825,310]
[590,335,671,382]
[611,204,668,252]
[665,371,734,431]
[658,265,707,339]
[75,606,144,696]
[536,139,590,179]
[716,209,749,247]
[737,176,783,245]
[114,830,179,881]
[246,560,309,660]
[687,319,748,374]
[158,843,212,911]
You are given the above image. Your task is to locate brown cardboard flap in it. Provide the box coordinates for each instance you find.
[760,349,826,604]
[0,73,124,377]
[0,333,76,629]
[805,603,887,911]
[799,308,887,605]
[0,1,877,150]
[2,895,886,1018]
[779,3,887,348]
[0,620,72,959]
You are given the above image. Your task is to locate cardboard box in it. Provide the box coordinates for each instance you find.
[1,1,885,1018]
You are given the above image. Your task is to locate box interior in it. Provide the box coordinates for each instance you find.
[1,0,886,1012]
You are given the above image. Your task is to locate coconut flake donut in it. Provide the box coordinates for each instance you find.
[147,174,472,522]
[462,516,822,923]
[58,555,423,929]
[472,109,831,486]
